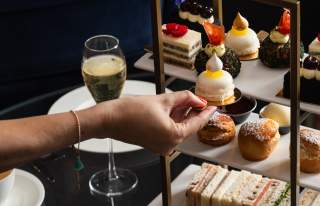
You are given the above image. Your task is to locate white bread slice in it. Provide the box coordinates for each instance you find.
[257,180,287,206]
[200,166,228,206]
[310,192,320,206]
[186,163,214,206]
[239,178,271,206]
[299,188,319,206]
[232,173,263,206]
[211,170,241,206]
[220,170,252,206]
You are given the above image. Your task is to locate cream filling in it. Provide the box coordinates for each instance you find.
[270,30,289,44]
[178,11,214,24]
[201,167,228,206]
[301,68,316,79]
[195,70,235,101]
[179,11,189,19]
[211,170,240,206]
[309,38,320,54]
[225,28,260,56]
[205,44,226,57]
[163,43,201,58]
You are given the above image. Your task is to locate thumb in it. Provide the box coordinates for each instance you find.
[177,106,216,138]
[162,90,206,108]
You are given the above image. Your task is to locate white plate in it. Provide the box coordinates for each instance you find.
[2,169,45,206]
[48,80,172,153]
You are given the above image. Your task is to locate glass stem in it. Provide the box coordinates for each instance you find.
[108,138,118,180]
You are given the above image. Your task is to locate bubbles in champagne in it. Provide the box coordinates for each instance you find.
[82,55,126,102]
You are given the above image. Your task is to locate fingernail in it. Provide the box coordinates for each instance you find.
[197,96,207,105]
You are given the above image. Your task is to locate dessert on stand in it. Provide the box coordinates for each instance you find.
[162,23,202,69]
[309,34,320,59]
[174,0,216,46]
[178,0,214,24]
[194,22,241,78]
[195,53,236,106]
[198,112,236,147]
[283,55,320,105]
[238,118,280,161]
[225,12,260,60]
[259,9,304,68]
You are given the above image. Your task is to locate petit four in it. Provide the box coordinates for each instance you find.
[238,118,280,161]
[283,55,320,105]
[225,12,260,60]
[260,103,290,127]
[300,128,320,173]
[179,0,214,25]
[259,9,304,68]
[198,112,236,146]
[309,33,320,59]
[194,22,241,78]
[162,23,202,69]
[195,53,235,105]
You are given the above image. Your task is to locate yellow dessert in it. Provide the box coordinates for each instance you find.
[195,53,235,105]
[225,12,260,60]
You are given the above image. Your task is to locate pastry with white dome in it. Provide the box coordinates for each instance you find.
[260,9,304,68]
[195,53,235,105]
[225,12,260,60]
[309,33,320,59]
[194,22,241,78]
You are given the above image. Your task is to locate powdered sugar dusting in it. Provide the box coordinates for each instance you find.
[207,112,231,129]
[301,129,320,145]
[240,119,275,141]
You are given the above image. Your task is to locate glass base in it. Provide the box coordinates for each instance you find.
[89,168,138,197]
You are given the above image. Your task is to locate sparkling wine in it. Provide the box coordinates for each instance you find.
[82,55,126,103]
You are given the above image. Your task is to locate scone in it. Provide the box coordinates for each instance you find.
[238,118,280,161]
[300,128,320,173]
[198,112,236,146]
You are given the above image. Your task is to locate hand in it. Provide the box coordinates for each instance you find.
[93,91,216,155]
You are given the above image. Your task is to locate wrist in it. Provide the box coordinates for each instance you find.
[76,104,110,140]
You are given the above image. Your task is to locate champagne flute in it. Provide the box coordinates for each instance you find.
[82,35,138,197]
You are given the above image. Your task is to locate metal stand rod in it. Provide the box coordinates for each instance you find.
[151,1,172,206]
[289,2,301,206]
[213,0,223,24]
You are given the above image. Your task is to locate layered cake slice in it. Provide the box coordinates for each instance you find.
[162,23,202,69]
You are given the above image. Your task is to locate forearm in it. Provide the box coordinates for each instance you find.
[0,105,106,171]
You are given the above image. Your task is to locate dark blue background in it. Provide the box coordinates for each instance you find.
[0,0,317,109]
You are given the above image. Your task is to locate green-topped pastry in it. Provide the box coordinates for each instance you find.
[194,22,241,78]
[259,9,304,68]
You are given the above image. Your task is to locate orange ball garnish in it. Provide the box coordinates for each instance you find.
[203,22,225,46]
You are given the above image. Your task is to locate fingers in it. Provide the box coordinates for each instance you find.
[161,90,206,109]
[177,106,216,138]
